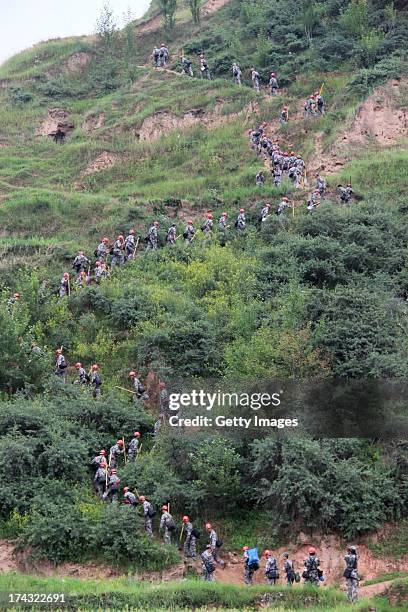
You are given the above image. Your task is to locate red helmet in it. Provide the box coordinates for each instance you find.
[14,293,20,298]
[102,237,109,243]
[111,468,117,473]
[75,362,82,368]
[264,549,271,557]
[309,547,316,555]
[95,261,101,267]
[117,440,124,446]
[283,106,288,110]
[310,95,315,99]
[315,91,319,96]
[240,208,245,213]
[100,461,107,467]
[91,364,98,370]
[129,229,135,235]
[134,431,141,438]
[207,213,213,219]
[129,371,136,377]
[161,505,168,511]
[205,523,212,530]
[118,235,124,241]
[266,204,271,208]
[154,221,159,226]
[182,515,189,523]
[159,381,166,388]
[100,450,106,455]
[242,546,249,551]
[139,495,146,502]
[123,486,129,492]
[63,272,69,279]
[187,219,193,224]
[271,72,276,76]
[283,197,289,202]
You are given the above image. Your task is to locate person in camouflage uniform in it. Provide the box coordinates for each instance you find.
[105,469,120,503]
[129,371,149,401]
[279,106,289,124]
[182,515,197,559]
[96,237,109,262]
[339,184,354,203]
[264,550,279,585]
[59,273,70,297]
[91,449,107,470]
[72,251,90,275]
[152,46,160,67]
[232,63,242,85]
[55,348,68,377]
[283,552,295,586]
[90,364,102,398]
[206,523,225,567]
[269,72,279,96]
[235,208,246,231]
[109,439,124,469]
[160,505,174,544]
[202,213,214,235]
[183,220,195,245]
[111,235,125,267]
[199,54,211,79]
[303,547,321,586]
[344,545,359,603]
[315,173,326,196]
[251,68,260,92]
[181,54,194,76]
[74,362,89,385]
[123,487,138,507]
[139,495,154,537]
[128,431,141,462]
[166,224,177,246]
[147,221,159,250]
[243,547,255,585]
[125,229,136,260]
[159,43,169,67]
[256,171,265,186]
[201,545,216,581]
[159,381,170,418]
[94,461,107,498]
[219,212,228,230]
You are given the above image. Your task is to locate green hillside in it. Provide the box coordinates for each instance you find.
[0,0,407,600]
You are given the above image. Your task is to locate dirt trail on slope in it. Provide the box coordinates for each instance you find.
[138,0,230,35]
[310,78,407,175]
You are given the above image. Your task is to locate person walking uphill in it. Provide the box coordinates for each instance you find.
[182,515,197,559]
[264,550,279,585]
[139,495,155,537]
[206,523,225,567]
[201,545,216,581]
[109,439,124,469]
[344,545,359,603]
[128,431,141,462]
[283,552,296,586]
[303,547,322,586]
[160,505,175,544]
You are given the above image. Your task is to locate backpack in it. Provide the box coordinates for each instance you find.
[147,506,156,518]
[216,539,223,548]
[166,516,176,531]
[191,527,200,539]
[247,548,260,571]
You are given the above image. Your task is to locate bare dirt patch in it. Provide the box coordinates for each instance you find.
[36,108,75,138]
[65,52,91,73]
[82,151,117,176]
[137,0,230,35]
[312,78,407,174]
[82,112,105,134]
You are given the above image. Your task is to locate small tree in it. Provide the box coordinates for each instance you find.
[188,0,203,24]
[95,2,118,48]
[158,0,178,33]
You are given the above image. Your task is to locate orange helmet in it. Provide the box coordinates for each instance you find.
[309,547,316,555]
[205,523,212,530]
[182,515,189,523]
[161,505,168,511]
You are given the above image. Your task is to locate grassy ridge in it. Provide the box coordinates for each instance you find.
[0,574,407,610]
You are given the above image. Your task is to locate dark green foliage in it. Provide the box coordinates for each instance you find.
[250,438,404,538]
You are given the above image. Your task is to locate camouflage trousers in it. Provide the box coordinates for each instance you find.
[184,535,196,559]
[144,517,153,537]
[244,567,254,585]
[163,526,171,544]
[202,567,214,581]
[346,578,358,603]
